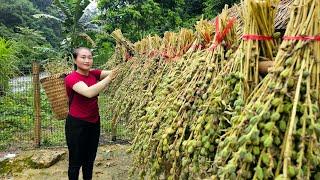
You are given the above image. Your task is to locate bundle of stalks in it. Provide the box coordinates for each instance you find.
[218,5,238,50]
[239,0,279,97]
[105,28,197,138]
[103,31,154,132]
[213,0,320,179]
[115,57,163,133]
[134,35,162,56]
[128,50,215,179]
[194,18,215,47]
[128,9,239,179]
[103,30,135,70]
[104,29,135,68]
[174,0,279,177]
[103,30,138,92]
[111,29,135,53]
[127,29,195,128]
[249,0,279,60]
[158,29,195,61]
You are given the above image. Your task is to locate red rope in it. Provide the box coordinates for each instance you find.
[209,16,236,51]
[241,34,273,41]
[283,35,320,41]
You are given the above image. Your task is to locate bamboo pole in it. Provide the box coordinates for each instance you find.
[32,62,41,148]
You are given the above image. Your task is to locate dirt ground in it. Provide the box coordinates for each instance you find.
[0,144,135,180]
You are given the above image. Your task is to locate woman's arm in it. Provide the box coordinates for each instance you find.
[99,70,112,80]
[72,75,112,98]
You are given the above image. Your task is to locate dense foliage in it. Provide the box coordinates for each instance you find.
[0,38,18,95]
[0,0,239,74]
[98,0,239,42]
[0,0,61,70]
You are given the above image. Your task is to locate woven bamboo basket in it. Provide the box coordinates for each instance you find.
[40,73,69,120]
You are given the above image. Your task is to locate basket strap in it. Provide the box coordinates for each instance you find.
[64,72,74,111]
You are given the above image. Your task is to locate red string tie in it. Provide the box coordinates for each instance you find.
[241,34,273,41]
[283,35,320,41]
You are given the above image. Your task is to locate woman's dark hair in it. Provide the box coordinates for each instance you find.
[72,47,92,59]
[72,47,92,70]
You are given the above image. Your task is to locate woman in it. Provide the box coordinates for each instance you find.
[64,47,116,180]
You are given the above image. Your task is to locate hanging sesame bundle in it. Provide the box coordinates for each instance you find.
[128,39,216,180]
[213,0,320,179]
[103,30,137,106]
[104,30,166,135]
[173,0,279,178]
[109,23,211,134]
[111,29,196,132]
[128,9,238,179]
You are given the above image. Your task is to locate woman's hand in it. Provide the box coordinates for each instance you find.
[108,68,118,81]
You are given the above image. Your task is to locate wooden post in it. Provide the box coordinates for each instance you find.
[32,62,41,148]
[111,110,118,141]
[111,118,117,141]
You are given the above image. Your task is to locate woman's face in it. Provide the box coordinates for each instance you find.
[75,48,93,71]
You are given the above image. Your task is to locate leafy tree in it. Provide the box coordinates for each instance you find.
[93,33,115,66]
[98,0,185,41]
[204,0,240,18]
[0,23,15,38]
[0,0,40,28]
[0,0,62,46]
[34,0,100,58]
[97,0,240,42]
[30,0,53,11]
[0,38,18,95]
[13,27,58,70]
[0,0,63,71]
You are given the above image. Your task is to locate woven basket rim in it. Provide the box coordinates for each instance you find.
[40,72,71,83]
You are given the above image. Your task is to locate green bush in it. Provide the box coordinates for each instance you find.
[0,91,33,150]
[0,38,18,96]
